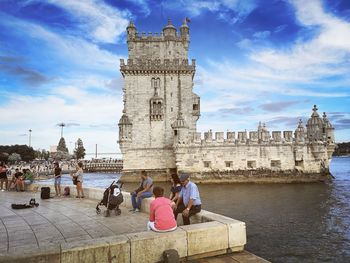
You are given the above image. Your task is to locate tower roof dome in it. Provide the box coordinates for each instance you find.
[127,20,136,29]
[119,113,131,125]
[307,105,323,127]
[171,113,188,129]
[163,19,176,31]
[295,119,305,133]
[322,112,333,128]
[180,18,189,28]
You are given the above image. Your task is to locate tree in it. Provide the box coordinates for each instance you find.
[34,149,50,160]
[0,145,34,162]
[74,138,86,159]
[51,151,72,161]
[0,152,9,162]
[8,153,21,163]
[57,137,69,153]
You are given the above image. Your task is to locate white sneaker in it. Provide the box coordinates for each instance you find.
[134,208,140,212]
[1,189,4,192]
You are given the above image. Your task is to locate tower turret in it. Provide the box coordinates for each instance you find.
[294,119,306,143]
[162,19,177,39]
[322,112,334,144]
[127,20,136,40]
[118,112,132,144]
[172,113,189,145]
[306,105,324,142]
[180,18,189,49]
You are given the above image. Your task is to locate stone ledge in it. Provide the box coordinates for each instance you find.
[127,228,187,263]
[21,184,247,262]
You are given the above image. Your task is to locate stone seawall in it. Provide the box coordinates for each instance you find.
[120,169,333,183]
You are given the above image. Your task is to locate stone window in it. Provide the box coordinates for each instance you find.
[271,160,281,169]
[192,96,200,116]
[247,161,256,169]
[204,161,211,168]
[225,161,232,168]
[152,78,161,95]
[295,160,303,167]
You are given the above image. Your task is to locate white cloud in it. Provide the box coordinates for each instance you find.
[163,0,257,23]
[125,0,151,16]
[0,86,122,153]
[1,13,123,72]
[31,0,131,43]
[250,0,350,80]
[253,30,271,39]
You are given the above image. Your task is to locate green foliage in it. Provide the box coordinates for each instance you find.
[333,142,350,156]
[34,149,50,160]
[74,138,86,159]
[57,137,69,153]
[8,153,21,163]
[52,151,72,161]
[0,145,35,162]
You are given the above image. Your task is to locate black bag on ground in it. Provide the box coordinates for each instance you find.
[41,187,50,199]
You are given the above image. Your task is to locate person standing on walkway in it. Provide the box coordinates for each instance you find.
[130,170,153,212]
[70,162,84,198]
[54,162,62,197]
[147,186,177,232]
[173,173,202,225]
[0,162,8,191]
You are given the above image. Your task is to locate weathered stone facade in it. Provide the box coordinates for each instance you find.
[118,20,335,183]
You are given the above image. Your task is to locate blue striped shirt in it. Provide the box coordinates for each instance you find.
[179,181,201,206]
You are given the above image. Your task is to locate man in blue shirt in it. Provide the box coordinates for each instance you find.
[173,173,202,225]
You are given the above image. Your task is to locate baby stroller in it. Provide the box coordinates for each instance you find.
[96,180,124,217]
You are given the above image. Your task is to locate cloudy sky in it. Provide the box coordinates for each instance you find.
[0,0,349,156]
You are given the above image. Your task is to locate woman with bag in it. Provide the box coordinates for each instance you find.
[70,162,84,198]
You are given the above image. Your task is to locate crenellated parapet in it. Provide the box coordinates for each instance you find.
[120,58,195,75]
[185,129,294,146]
[127,19,189,43]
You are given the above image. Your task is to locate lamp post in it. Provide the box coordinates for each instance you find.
[57,123,66,138]
[28,129,32,147]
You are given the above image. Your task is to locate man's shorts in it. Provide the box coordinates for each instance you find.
[54,177,61,185]
[24,180,33,185]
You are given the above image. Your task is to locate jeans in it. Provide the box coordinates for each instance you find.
[131,191,152,209]
[174,201,201,225]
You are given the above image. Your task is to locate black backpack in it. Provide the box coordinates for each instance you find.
[41,187,50,199]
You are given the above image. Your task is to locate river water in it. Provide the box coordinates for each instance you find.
[39,157,350,262]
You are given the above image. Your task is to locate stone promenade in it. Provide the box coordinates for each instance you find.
[0,191,148,255]
[0,189,268,263]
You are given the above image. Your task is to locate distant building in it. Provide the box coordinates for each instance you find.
[50,146,57,153]
[118,20,335,183]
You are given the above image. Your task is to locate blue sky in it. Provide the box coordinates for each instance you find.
[0,0,349,156]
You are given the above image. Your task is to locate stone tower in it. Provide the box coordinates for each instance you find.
[118,19,199,180]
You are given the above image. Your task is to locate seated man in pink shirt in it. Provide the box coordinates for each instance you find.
[147,186,177,232]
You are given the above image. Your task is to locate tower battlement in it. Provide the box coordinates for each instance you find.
[120,58,195,74]
[126,19,190,61]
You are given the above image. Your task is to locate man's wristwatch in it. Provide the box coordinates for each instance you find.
[186,207,190,211]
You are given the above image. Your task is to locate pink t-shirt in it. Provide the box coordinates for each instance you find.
[149,197,177,231]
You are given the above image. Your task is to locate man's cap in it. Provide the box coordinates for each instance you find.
[179,173,189,182]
